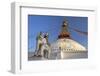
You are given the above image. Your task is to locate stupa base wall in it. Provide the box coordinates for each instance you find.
[61,51,88,59]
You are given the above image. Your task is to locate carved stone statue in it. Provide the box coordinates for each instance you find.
[40,33,51,59]
[35,32,43,56]
[35,32,51,59]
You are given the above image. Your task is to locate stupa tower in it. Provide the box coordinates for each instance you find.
[58,18,70,39]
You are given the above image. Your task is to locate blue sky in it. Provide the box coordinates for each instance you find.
[28,15,88,52]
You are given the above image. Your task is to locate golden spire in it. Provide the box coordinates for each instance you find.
[58,18,70,39]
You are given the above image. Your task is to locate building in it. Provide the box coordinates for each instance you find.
[50,19,87,59]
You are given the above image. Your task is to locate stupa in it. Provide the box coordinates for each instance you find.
[50,18,87,59]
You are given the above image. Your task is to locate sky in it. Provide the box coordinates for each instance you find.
[28,15,88,52]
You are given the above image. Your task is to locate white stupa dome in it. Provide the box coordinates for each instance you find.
[51,38,86,52]
[50,38,87,59]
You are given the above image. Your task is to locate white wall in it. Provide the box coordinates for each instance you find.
[0,0,100,76]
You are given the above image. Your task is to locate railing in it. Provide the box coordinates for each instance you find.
[51,48,87,53]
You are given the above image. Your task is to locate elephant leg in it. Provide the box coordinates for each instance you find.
[47,49,51,59]
[41,47,44,58]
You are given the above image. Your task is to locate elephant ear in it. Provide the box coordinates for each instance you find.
[36,33,42,41]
